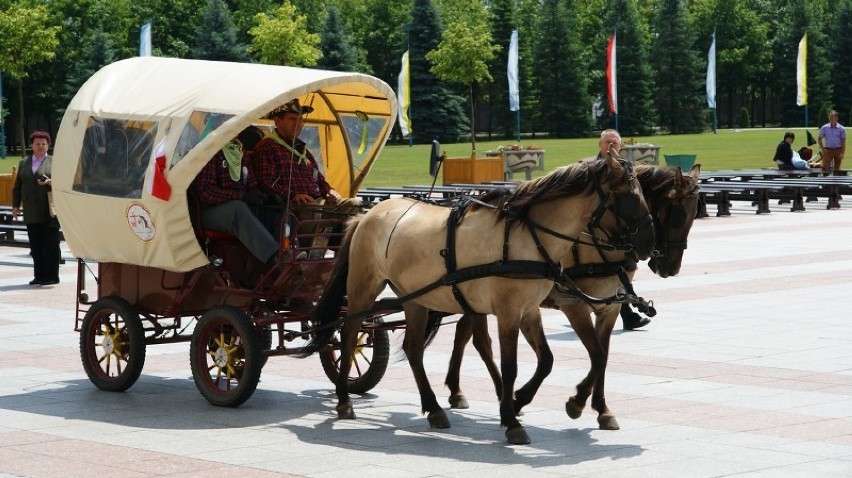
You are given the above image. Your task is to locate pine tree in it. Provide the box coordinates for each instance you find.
[831,0,852,123]
[408,0,467,144]
[317,5,362,72]
[190,0,250,62]
[601,0,655,136]
[650,0,706,134]
[485,0,516,137]
[534,0,592,138]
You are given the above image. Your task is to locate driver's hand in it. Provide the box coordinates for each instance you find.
[292,193,313,205]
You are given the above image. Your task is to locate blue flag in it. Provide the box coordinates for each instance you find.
[707,30,716,109]
[140,23,152,57]
[508,29,519,112]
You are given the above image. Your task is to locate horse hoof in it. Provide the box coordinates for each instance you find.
[598,414,620,430]
[336,403,356,420]
[448,394,469,409]
[505,426,530,445]
[428,409,451,429]
[565,397,583,419]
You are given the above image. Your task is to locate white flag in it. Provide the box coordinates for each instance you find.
[397,50,412,137]
[796,33,807,106]
[707,31,716,109]
[140,23,152,57]
[508,29,519,112]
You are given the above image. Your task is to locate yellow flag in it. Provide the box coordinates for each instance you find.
[796,33,807,106]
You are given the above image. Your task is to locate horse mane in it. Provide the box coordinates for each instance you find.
[635,164,699,201]
[496,159,607,224]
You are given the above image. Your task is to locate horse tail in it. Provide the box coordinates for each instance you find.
[300,215,361,357]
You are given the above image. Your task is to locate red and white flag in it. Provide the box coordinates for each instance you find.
[146,138,171,201]
[606,33,618,114]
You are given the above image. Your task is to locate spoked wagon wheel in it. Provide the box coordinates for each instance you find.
[319,322,390,394]
[79,296,146,392]
[190,306,262,407]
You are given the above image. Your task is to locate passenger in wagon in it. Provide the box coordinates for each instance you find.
[190,128,278,266]
[252,98,361,253]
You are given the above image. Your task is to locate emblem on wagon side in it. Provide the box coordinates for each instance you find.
[127,203,156,242]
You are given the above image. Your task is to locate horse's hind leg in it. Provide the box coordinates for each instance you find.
[590,307,620,430]
[404,303,449,428]
[445,314,502,409]
[513,311,554,415]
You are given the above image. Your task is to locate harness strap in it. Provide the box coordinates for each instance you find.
[442,197,478,314]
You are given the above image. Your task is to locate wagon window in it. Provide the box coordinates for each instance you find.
[72,118,156,198]
[173,111,235,166]
[299,124,324,173]
[340,114,387,171]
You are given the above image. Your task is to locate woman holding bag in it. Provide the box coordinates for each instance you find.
[11,131,61,286]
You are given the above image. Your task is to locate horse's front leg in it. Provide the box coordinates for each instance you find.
[497,314,529,445]
[562,304,605,421]
[590,307,620,430]
[513,311,553,415]
[403,304,449,428]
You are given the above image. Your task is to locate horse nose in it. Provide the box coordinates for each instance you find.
[632,214,655,261]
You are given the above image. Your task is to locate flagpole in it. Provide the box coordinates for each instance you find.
[0,70,6,159]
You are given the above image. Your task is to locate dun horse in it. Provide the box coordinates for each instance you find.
[304,155,655,445]
[444,164,701,431]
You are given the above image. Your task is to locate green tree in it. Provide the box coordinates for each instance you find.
[249,2,321,66]
[0,4,60,154]
[534,0,592,138]
[61,29,117,117]
[515,0,542,137]
[407,0,467,144]
[602,0,655,136]
[360,0,410,86]
[427,0,499,152]
[690,0,770,128]
[130,0,200,58]
[483,0,516,137]
[831,0,852,123]
[317,5,362,71]
[190,0,250,61]
[650,0,706,133]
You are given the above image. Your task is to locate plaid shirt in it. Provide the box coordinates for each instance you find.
[191,151,257,206]
[252,137,331,200]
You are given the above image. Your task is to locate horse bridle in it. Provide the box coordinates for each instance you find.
[649,180,699,257]
[584,158,653,261]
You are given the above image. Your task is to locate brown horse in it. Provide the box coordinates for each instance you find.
[444,164,701,431]
[304,155,655,444]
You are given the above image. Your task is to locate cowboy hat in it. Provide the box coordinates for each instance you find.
[266,98,314,118]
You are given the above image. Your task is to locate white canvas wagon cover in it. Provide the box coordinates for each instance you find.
[53,57,397,272]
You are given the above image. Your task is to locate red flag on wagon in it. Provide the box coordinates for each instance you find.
[606,33,618,114]
[147,138,171,201]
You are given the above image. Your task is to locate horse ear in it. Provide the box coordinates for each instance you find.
[604,151,621,172]
[668,167,685,198]
[688,163,701,179]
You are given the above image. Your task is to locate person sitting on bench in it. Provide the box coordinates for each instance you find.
[773,131,810,170]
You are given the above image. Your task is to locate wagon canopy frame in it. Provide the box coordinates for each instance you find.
[53,57,397,272]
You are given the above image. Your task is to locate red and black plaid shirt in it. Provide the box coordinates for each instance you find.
[252,137,331,200]
[191,151,258,206]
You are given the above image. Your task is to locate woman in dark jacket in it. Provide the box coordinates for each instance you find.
[11,131,61,285]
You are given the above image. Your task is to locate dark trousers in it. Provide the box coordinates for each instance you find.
[26,223,61,282]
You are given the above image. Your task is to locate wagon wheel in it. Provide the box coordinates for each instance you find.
[319,321,390,394]
[190,306,262,407]
[79,296,146,392]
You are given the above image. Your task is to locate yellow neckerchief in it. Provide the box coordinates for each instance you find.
[267,129,311,165]
[221,141,243,181]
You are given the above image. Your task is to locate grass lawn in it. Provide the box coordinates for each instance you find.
[1,127,816,188]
